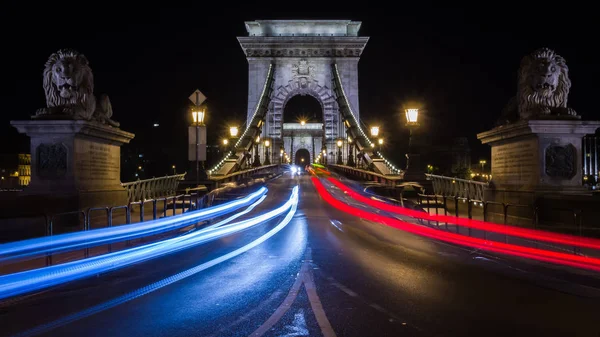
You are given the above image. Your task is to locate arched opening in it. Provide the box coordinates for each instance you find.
[284,94,322,123]
[295,149,310,167]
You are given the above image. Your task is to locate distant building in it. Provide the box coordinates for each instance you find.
[18,154,31,186]
[0,153,30,189]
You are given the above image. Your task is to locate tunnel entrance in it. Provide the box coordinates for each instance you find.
[295,149,310,167]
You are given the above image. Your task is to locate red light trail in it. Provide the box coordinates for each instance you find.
[327,177,600,251]
[312,177,600,272]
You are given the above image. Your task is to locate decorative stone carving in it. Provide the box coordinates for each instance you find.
[498,48,578,125]
[34,49,120,127]
[292,59,315,89]
[244,48,362,58]
[37,143,68,178]
[545,144,575,178]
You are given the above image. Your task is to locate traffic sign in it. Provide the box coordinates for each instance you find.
[189,89,206,106]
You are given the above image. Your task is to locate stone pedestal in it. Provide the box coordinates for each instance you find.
[477,120,600,204]
[10,120,135,211]
[403,153,425,181]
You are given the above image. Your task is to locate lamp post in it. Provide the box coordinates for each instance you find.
[191,108,206,186]
[378,138,384,155]
[370,126,379,158]
[253,135,261,167]
[229,126,239,153]
[347,136,355,167]
[322,145,327,165]
[264,139,271,165]
[336,139,343,165]
[479,159,487,173]
[405,108,420,171]
[280,147,284,164]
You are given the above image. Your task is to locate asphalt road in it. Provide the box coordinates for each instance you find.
[1,173,600,337]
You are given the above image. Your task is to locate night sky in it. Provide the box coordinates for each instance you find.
[1,4,598,175]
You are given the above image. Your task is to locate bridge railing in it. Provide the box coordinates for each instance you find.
[121,173,187,203]
[329,164,404,186]
[425,173,488,201]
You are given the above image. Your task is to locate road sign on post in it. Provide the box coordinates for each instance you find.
[188,126,207,161]
[189,89,206,107]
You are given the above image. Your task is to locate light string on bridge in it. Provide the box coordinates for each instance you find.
[333,65,402,174]
[208,64,274,175]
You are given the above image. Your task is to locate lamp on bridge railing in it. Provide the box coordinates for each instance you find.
[189,108,207,186]
[370,126,380,158]
[404,108,423,181]
[228,126,239,153]
[253,135,261,167]
[378,138,384,156]
[347,136,355,167]
[322,145,327,165]
[336,139,343,165]
[280,147,284,164]
[264,139,271,165]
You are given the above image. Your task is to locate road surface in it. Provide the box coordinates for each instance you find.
[1,173,600,337]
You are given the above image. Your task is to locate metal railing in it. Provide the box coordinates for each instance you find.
[121,173,187,203]
[425,173,489,201]
[328,164,404,186]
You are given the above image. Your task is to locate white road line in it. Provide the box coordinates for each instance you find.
[250,248,337,337]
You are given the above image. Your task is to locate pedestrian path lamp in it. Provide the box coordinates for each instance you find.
[264,139,271,165]
[370,126,379,158]
[190,108,206,184]
[405,108,420,172]
[336,139,343,165]
[229,126,239,153]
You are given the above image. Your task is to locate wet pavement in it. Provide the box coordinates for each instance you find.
[1,174,600,337]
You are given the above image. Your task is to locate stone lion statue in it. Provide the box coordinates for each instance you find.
[497,48,578,125]
[35,49,120,127]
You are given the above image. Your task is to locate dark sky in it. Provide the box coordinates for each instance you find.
[1,4,598,171]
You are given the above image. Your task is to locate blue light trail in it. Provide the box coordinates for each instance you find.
[12,186,299,337]
[0,187,267,263]
[0,186,297,301]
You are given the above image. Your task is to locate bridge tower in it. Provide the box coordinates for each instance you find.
[238,20,368,165]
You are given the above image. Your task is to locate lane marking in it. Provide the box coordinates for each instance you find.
[250,248,337,337]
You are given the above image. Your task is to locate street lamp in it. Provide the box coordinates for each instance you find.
[300,120,306,126]
[253,135,261,167]
[264,139,271,165]
[370,126,379,158]
[336,139,343,165]
[229,126,239,138]
[405,108,420,172]
[228,126,239,153]
[347,136,355,167]
[322,145,327,165]
[378,138,383,155]
[190,108,206,185]
[479,159,487,172]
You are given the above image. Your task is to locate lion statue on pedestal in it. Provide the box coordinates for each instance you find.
[35,49,120,127]
[497,48,578,125]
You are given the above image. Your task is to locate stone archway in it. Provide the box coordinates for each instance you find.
[270,83,337,141]
[295,149,310,167]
